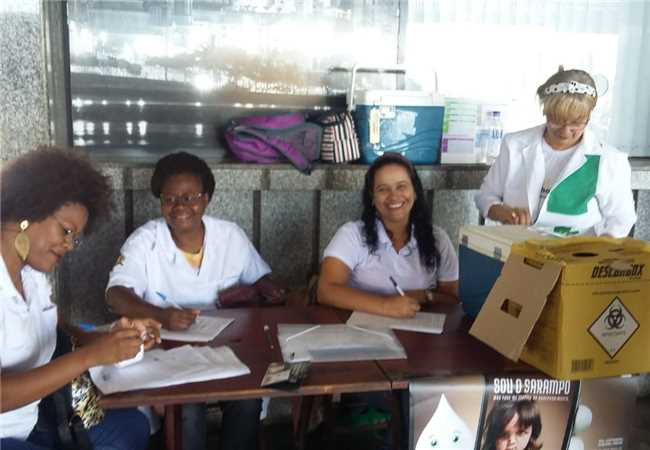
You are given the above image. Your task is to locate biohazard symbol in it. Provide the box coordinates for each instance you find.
[604,306,625,330]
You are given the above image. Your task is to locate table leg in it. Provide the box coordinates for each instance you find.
[390,390,404,450]
[292,396,315,450]
[164,404,183,450]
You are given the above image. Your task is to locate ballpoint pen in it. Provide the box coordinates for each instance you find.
[263,324,275,350]
[389,276,405,297]
[156,291,183,310]
[285,325,321,341]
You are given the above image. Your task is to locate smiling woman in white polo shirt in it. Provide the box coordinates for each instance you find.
[106,152,280,450]
[318,152,459,318]
[475,67,636,237]
[317,152,459,450]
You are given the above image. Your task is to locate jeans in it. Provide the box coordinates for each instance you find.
[182,399,261,450]
[0,408,150,450]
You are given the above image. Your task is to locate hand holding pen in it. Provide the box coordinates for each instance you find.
[111,317,161,349]
[156,291,200,331]
[386,276,420,318]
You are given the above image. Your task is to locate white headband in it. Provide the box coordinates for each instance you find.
[544,81,596,97]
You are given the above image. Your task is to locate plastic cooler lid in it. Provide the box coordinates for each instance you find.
[458,225,555,262]
[353,90,444,107]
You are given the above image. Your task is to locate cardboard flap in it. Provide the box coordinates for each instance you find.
[469,253,563,361]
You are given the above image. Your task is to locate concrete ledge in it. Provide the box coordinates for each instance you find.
[98,159,650,191]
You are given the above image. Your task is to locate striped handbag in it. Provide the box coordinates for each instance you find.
[316,112,361,163]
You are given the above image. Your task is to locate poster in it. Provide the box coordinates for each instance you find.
[410,374,640,450]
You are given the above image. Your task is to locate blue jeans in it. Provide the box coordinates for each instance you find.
[0,408,150,450]
[182,399,261,450]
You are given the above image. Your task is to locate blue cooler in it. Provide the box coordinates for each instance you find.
[347,65,444,165]
[458,225,555,317]
[352,90,444,164]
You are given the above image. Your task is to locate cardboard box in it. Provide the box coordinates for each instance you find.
[470,237,650,380]
[458,225,555,317]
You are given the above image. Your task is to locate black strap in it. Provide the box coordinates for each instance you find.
[70,414,94,450]
[47,326,95,450]
[52,388,93,450]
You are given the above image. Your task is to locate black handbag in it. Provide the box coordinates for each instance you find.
[38,327,94,450]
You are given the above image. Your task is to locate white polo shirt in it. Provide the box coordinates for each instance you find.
[323,220,458,296]
[107,216,271,310]
[0,259,58,440]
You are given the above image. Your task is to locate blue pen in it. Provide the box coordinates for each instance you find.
[156,291,182,309]
[78,322,97,332]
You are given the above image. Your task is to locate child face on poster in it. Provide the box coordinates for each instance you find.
[496,412,533,450]
[482,400,542,450]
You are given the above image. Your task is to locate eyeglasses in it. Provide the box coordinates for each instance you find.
[160,192,205,206]
[54,218,82,249]
[546,121,588,133]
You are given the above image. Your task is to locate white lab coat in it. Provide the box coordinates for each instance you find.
[107,216,271,310]
[475,124,636,237]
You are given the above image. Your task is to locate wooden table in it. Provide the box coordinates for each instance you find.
[99,303,533,450]
[375,302,531,390]
[99,306,391,450]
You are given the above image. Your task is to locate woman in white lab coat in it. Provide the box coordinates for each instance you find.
[475,68,636,237]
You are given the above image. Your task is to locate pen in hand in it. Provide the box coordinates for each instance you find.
[156,291,183,310]
[156,291,199,330]
[389,276,405,297]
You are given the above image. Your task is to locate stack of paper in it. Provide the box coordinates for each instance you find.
[89,345,249,394]
[346,311,446,334]
[160,315,234,342]
[277,323,407,363]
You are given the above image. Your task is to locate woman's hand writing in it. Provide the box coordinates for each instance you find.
[162,307,200,331]
[382,295,420,318]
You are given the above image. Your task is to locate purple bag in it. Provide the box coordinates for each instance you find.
[225,113,322,174]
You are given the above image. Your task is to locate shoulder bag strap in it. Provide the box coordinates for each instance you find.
[52,382,94,450]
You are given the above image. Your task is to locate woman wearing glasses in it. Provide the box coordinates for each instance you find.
[0,147,157,450]
[106,151,278,450]
[475,67,636,237]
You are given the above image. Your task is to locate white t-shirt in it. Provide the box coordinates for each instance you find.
[322,220,458,296]
[536,139,577,221]
[0,259,58,440]
[107,216,271,310]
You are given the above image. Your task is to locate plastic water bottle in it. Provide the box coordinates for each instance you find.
[485,111,503,163]
[475,126,489,164]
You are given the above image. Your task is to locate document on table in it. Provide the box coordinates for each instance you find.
[160,315,234,342]
[89,345,250,395]
[277,323,406,363]
[346,311,446,335]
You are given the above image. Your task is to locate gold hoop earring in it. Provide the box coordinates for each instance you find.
[14,220,31,262]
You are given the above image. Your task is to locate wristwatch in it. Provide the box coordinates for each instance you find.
[425,289,435,303]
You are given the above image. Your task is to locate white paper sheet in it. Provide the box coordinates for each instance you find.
[160,315,234,342]
[89,345,249,395]
[346,311,446,335]
[277,323,407,363]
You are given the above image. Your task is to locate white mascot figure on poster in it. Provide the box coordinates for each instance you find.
[415,394,473,450]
